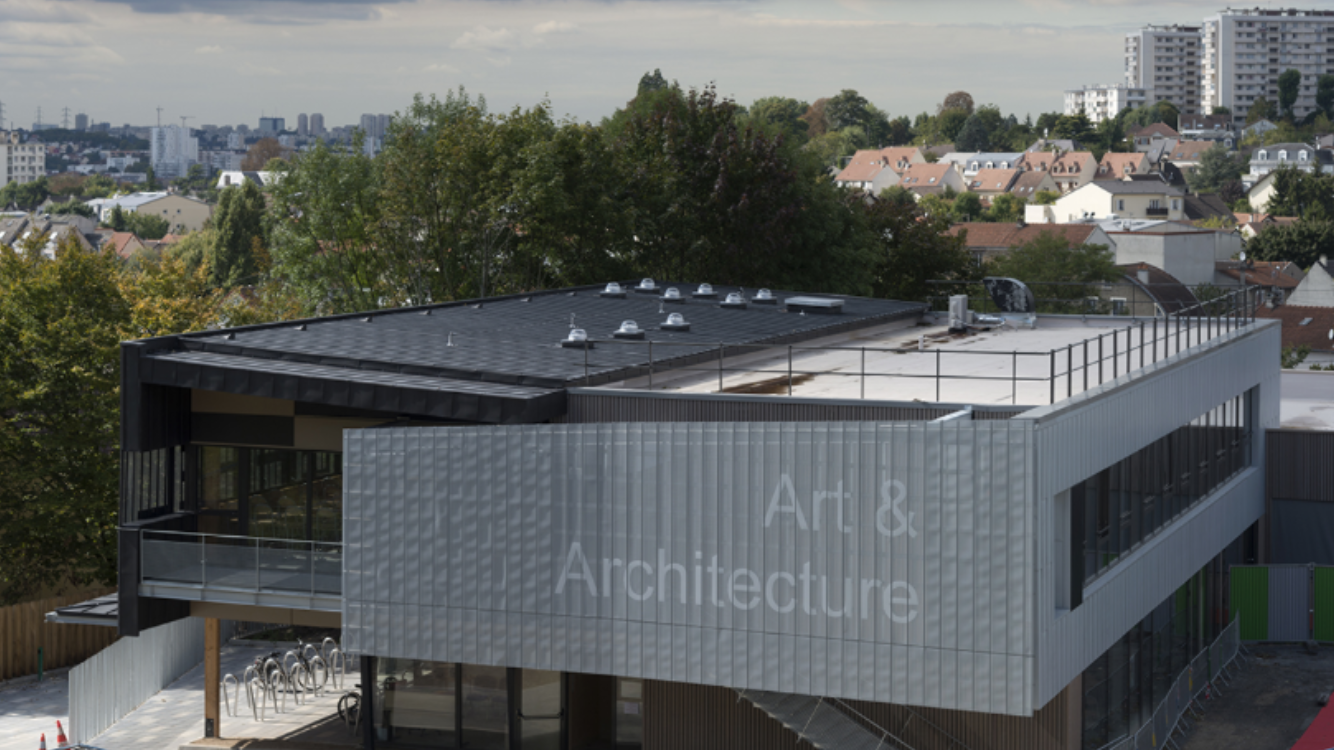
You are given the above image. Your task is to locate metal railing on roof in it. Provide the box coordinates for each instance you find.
[140,529,342,599]
[582,287,1259,407]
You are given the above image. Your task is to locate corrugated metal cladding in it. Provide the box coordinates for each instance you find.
[1267,565,1310,641]
[643,677,1080,750]
[1030,323,1279,708]
[563,390,1024,424]
[343,420,1037,716]
[1267,429,1334,502]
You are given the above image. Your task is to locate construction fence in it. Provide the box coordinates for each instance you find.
[1099,615,1243,750]
[0,589,119,681]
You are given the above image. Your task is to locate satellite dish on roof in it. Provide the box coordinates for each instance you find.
[983,277,1036,314]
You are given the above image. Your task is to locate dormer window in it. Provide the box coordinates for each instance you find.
[1279,150,1287,161]
[969,161,979,171]
[928,177,936,184]
[1258,150,1268,160]
[1299,150,1308,161]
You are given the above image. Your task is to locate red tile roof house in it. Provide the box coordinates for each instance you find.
[945,222,1113,264]
[1008,170,1059,200]
[1130,122,1181,151]
[964,169,1021,200]
[897,162,966,199]
[1017,151,1098,193]
[1095,153,1150,181]
[834,147,925,193]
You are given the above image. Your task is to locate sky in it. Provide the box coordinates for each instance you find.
[0,0,1234,131]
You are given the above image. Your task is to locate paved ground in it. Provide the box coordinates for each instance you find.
[1181,643,1334,750]
[0,670,71,750]
[0,640,355,750]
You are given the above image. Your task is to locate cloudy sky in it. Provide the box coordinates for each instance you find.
[1,0,1228,130]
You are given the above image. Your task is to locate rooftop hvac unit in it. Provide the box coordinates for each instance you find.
[948,295,969,333]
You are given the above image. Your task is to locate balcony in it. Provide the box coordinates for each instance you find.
[1146,207,1170,216]
[139,530,342,611]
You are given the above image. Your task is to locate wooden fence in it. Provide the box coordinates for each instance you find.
[0,589,119,681]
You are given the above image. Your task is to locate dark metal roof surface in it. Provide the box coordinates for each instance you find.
[173,284,925,388]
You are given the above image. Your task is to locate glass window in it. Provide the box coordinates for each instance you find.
[616,678,644,749]
[376,658,457,748]
[519,670,563,750]
[250,449,308,541]
[198,447,239,535]
[462,665,509,750]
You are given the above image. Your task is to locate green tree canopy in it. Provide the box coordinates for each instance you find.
[1188,143,1245,194]
[1247,96,1276,125]
[0,177,51,211]
[1318,75,1334,119]
[1266,166,1334,220]
[208,180,268,288]
[862,196,972,302]
[747,96,811,141]
[987,232,1119,313]
[1278,69,1302,118]
[637,68,668,96]
[1246,220,1334,269]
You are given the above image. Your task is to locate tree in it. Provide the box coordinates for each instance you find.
[0,239,128,602]
[748,97,810,141]
[987,232,1119,312]
[862,196,972,302]
[1052,112,1094,145]
[0,177,50,211]
[938,91,974,116]
[637,69,668,96]
[1278,69,1302,119]
[984,193,1026,223]
[1266,166,1334,220]
[955,106,1005,152]
[144,165,158,191]
[266,134,384,313]
[878,185,917,208]
[1246,220,1334,270]
[825,89,872,131]
[125,212,171,241]
[107,205,128,231]
[1247,96,1276,125]
[1317,75,1334,119]
[934,109,970,144]
[47,200,95,219]
[1033,190,1060,206]
[799,98,830,137]
[1211,106,1232,116]
[242,137,287,171]
[886,116,913,146]
[1187,143,1244,194]
[951,192,983,222]
[209,181,268,288]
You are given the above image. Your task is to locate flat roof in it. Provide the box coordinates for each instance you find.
[127,283,924,425]
[607,313,1237,408]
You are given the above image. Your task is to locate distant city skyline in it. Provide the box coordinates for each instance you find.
[0,0,1240,130]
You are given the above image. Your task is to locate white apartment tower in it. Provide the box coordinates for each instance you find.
[150,125,198,180]
[1126,25,1203,116]
[309,113,325,137]
[1203,8,1334,123]
[0,131,45,188]
[1065,84,1147,123]
[297,113,309,137]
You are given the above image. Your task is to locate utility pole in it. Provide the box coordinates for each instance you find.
[156,107,163,128]
[61,107,70,129]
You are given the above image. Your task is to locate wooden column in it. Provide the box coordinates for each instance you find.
[204,617,220,738]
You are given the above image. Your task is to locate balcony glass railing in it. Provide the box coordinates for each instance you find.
[141,529,342,597]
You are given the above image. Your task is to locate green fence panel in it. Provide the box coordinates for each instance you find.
[1314,567,1334,642]
[1231,566,1269,641]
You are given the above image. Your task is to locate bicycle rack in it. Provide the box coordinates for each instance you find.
[264,658,286,716]
[242,665,264,721]
[222,674,240,718]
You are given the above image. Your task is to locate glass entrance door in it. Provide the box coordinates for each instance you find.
[518,670,565,750]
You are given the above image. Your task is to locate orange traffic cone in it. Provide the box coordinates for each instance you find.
[55,721,67,747]
[39,733,47,750]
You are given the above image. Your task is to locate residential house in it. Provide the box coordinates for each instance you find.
[1048,152,1099,193]
[896,162,965,199]
[1243,119,1279,139]
[833,147,925,193]
[1008,170,1059,201]
[1042,180,1187,223]
[1103,223,1242,287]
[1235,212,1298,239]
[1163,140,1216,174]
[964,169,1021,201]
[1254,305,1334,360]
[215,170,279,189]
[0,213,95,257]
[1287,256,1334,308]
[1130,122,1180,151]
[1214,260,1304,295]
[1025,138,1079,153]
[1177,114,1236,147]
[1181,194,1233,223]
[104,231,148,260]
[1095,152,1150,181]
[1246,143,1334,180]
[945,222,1112,264]
[937,152,978,175]
[92,192,214,233]
[961,153,1024,176]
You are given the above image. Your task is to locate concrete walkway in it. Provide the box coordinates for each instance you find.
[0,641,355,750]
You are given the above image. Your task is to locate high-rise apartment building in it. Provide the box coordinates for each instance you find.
[359,113,393,140]
[309,113,325,137]
[1125,25,1203,116]
[74,113,89,131]
[1203,8,1334,123]
[0,131,45,187]
[150,125,198,180]
[1064,83,1147,123]
[297,113,308,137]
[258,116,285,135]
